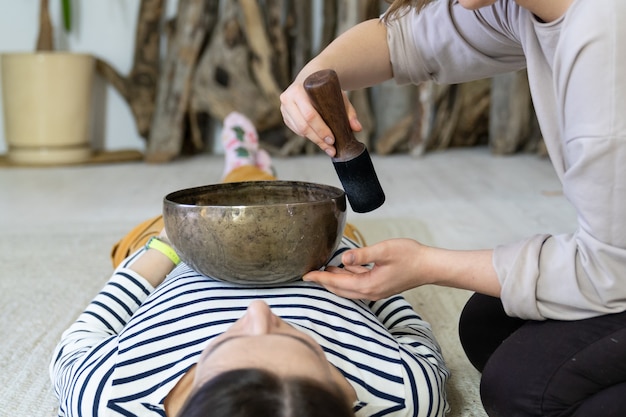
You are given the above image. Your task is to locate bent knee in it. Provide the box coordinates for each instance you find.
[479,355,542,417]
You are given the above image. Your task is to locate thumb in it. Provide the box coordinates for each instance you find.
[342,246,372,267]
[349,116,363,133]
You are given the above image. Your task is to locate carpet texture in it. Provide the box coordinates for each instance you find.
[0,149,576,416]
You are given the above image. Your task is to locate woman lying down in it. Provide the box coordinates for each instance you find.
[49,113,449,417]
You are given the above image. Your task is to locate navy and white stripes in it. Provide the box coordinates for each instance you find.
[50,238,449,416]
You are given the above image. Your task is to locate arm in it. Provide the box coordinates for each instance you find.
[296,18,393,92]
[281,3,526,156]
[304,238,500,301]
[50,241,177,406]
[129,243,178,288]
[280,18,391,156]
[369,295,450,416]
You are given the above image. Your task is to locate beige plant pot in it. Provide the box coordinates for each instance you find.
[1,52,95,165]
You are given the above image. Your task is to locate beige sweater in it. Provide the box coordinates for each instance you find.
[386,0,626,320]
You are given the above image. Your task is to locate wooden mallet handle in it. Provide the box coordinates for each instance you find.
[303,69,364,162]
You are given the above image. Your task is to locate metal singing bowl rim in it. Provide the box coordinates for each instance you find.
[164,180,347,208]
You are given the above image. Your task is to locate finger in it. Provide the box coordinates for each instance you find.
[280,89,337,157]
[303,270,369,300]
[321,265,346,274]
[342,92,362,133]
[281,110,313,144]
[342,264,370,274]
[281,101,337,157]
[280,102,316,141]
[319,264,369,277]
[342,246,378,268]
[296,100,338,157]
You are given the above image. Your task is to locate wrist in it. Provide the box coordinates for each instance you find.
[130,249,175,288]
[425,247,500,296]
[145,236,180,266]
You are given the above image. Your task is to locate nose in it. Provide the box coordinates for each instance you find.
[243,300,277,335]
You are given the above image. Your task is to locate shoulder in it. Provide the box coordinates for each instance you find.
[54,339,119,416]
[386,0,527,84]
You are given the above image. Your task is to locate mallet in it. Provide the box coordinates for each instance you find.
[304,69,385,213]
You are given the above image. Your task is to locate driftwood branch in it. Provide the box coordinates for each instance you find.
[239,0,283,105]
[376,114,413,155]
[96,0,163,140]
[489,70,534,154]
[320,0,338,52]
[266,0,291,89]
[36,0,54,51]
[146,0,211,163]
[287,0,312,78]
[91,2,539,159]
[190,0,281,134]
[374,81,418,155]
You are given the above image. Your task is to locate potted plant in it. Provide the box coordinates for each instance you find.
[1,0,95,165]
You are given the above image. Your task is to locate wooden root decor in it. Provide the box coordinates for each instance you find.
[93,0,542,162]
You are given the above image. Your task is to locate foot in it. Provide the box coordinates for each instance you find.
[221,112,274,179]
[221,112,260,179]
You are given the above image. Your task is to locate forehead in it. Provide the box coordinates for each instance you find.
[206,334,321,360]
[197,334,332,384]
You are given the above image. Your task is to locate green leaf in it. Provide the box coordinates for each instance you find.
[235,147,250,158]
[62,0,71,32]
[233,126,246,142]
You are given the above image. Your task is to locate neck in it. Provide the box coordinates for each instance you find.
[515,0,574,22]
[164,365,196,416]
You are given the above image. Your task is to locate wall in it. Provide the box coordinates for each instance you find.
[0,0,179,155]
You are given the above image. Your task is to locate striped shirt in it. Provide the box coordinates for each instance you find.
[50,238,449,417]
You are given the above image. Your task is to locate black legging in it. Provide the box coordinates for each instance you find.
[459,294,626,417]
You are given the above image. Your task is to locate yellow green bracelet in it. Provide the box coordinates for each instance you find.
[145,236,181,266]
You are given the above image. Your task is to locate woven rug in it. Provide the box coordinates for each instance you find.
[1,149,576,416]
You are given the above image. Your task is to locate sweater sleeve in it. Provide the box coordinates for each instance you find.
[369,296,450,417]
[49,254,155,415]
[385,1,526,86]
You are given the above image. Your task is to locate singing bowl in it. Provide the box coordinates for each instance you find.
[163,181,347,285]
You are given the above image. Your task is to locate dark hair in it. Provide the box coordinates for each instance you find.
[382,0,437,23]
[176,368,355,417]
